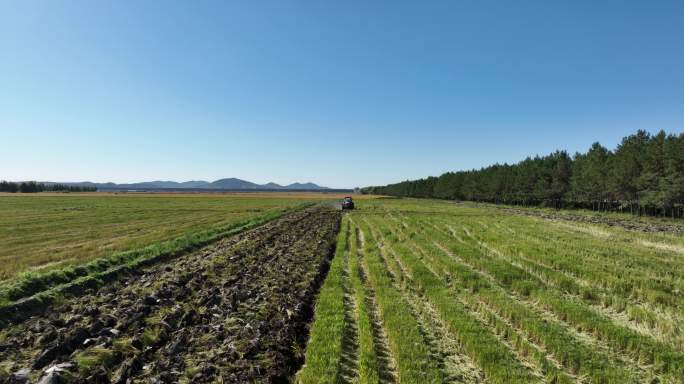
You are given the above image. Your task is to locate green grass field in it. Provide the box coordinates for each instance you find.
[298,198,684,384]
[0,192,329,281]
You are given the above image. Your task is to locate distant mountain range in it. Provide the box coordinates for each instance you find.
[46,178,329,191]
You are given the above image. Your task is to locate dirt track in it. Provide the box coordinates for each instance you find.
[0,206,341,383]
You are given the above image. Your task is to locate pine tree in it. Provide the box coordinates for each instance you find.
[638,131,667,214]
[662,133,684,217]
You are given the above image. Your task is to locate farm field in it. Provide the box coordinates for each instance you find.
[0,206,341,383]
[298,198,684,384]
[0,192,354,282]
[3,194,684,383]
[488,204,684,235]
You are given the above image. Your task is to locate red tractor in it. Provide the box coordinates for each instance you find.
[341,196,355,210]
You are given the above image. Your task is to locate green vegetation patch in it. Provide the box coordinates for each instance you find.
[300,198,684,383]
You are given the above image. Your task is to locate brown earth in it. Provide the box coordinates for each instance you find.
[0,206,341,383]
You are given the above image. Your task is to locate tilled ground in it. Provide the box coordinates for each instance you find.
[0,206,341,384]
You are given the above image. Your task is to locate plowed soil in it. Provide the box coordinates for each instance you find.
[0,206,341,383]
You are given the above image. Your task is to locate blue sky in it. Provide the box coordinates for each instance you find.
[1,1,683,188]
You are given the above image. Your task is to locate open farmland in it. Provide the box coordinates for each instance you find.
[3,194,684,383]
[298,198,684,384]
[0,192,358,282]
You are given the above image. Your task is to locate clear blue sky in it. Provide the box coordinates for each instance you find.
[2,1,683,188]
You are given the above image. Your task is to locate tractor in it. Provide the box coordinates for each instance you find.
[341,196,355,210]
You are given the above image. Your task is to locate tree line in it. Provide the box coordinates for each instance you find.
[0,181,97,193]
[362,130,684,218]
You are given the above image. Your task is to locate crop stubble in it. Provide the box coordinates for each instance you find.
[299,198,684,384]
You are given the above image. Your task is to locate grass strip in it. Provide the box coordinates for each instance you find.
[366,216,538,384]
[364,218,488,383]
[347,218,381,383]
[296,216,349,384]
[455,218,684,346]
[435,221,684,379]
[356,220,444,383]
[458,216,684,312]
[397,217,647,382]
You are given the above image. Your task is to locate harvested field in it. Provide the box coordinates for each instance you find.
[3,195,684,383]
[0,193,325,281]
[299,198,684,384]
[0,206,341,383]
[493,204,684,234]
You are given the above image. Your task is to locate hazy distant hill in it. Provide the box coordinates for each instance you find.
[52,178,329,190]
[286,182,324,189]
[178,180,211,188]
[208,178,262,189]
